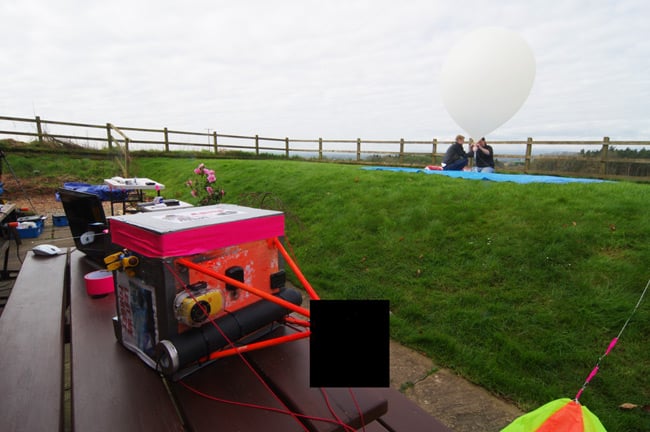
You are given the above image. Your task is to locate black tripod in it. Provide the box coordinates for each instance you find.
[0,150,31,282]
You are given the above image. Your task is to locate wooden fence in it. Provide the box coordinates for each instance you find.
[1,115,649,181]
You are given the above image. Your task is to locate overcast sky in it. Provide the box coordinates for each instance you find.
[2,0,649,142]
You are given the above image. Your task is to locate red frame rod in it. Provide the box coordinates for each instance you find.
[273,237,320,300]
[203,330,311,362]
[283,316,311,328]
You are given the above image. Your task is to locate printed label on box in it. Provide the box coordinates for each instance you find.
[116,273,159,368]
[154,207,241,224]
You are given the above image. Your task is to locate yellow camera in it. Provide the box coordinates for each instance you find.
[174,288,224,327]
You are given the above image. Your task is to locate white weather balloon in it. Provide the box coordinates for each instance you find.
[440,27,536,140]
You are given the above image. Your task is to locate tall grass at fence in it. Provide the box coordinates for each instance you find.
[6,153,650,431]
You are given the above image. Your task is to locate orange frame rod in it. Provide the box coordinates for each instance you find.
[283,316,311,328]
[273,237,320,300]
[203,330,311,362]
[176,257,311,318]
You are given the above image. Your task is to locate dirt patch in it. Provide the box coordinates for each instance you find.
[1,175,67,216]
[4,192,65,220]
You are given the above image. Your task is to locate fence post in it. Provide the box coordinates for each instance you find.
[399,138,405,165]
[163,127,169,152]
[525,137,533,173]
[356,138,361,162]
[255,134,260,156]
[35,116,43,146]
[285,137,290,158]
[106,123,113,150]
[318,137,323,160]
[213,131,218,154]
[124,138,130,177]
[432,138,438,164]
[599,136,610,177]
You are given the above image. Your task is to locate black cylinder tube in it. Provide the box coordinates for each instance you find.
[156,287,302,375]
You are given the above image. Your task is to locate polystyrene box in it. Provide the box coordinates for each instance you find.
[108,204,285,258]
[107,204,287,368]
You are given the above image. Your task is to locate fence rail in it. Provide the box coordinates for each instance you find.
[1,115,649,181]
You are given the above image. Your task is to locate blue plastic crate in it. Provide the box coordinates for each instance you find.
[17,224,43,239]
[15,216,45,239]
[52,214,68,227]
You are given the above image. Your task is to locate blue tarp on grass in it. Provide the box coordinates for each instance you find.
[361,166,609,184]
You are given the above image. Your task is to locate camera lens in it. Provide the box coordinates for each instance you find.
[190,300,211,323]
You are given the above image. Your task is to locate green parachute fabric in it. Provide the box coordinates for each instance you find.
[501,398,607,432]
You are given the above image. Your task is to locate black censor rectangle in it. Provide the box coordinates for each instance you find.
[310,299,389,388]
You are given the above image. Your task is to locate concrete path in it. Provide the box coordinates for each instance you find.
[390,340,524,431]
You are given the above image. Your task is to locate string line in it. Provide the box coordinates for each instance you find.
[575,278,650,401]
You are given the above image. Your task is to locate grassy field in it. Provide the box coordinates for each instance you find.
[6,152,650,430]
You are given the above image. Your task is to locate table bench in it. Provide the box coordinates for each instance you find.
[0,251,67,431]
[0,202,18,282]
[0,250,451,432]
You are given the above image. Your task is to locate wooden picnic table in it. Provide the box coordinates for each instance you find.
[0,249,451,432]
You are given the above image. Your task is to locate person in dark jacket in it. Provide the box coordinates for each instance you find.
[471,137,495,173]
[442,134,469,171]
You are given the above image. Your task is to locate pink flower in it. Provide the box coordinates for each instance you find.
[187,163,225,206]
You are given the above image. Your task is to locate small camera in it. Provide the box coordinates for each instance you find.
[174,285,224,327]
